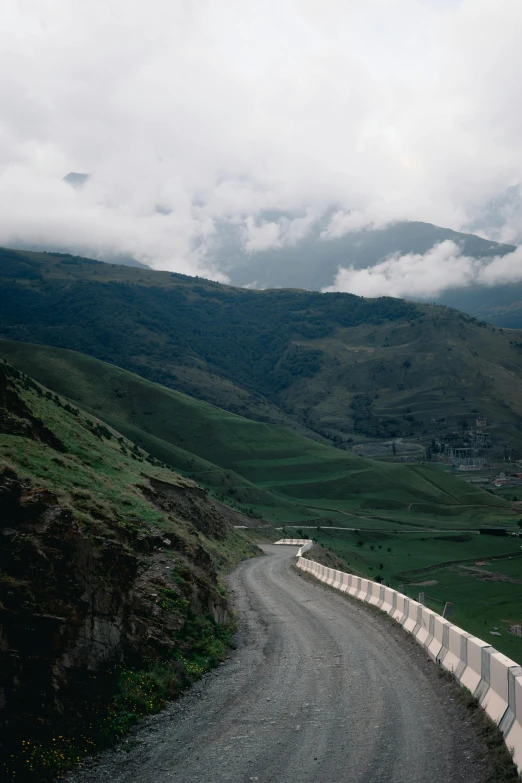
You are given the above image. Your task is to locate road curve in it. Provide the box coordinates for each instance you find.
[68,545,491,783]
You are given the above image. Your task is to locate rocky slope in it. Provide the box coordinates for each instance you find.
[0,362,257,780]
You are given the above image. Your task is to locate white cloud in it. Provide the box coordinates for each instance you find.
[323,240,522,299]
[320,210,377,239]
[1,1,522,274]
[243,218,282,253]
[242,210,320,253]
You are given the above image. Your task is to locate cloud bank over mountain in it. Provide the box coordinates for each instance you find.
[323,240,522,299]
[2,0,522,284]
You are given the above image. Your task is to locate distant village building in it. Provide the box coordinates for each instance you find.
[476,416,487,427]
[510,624,522,637]
[493,471,522,487]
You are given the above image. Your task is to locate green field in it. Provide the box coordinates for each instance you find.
[289,526,522,663]
[0,340,517,530]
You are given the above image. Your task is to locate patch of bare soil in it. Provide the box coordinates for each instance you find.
[458,565,522,583]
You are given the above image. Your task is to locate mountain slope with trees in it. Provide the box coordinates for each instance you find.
[2,246,522,451]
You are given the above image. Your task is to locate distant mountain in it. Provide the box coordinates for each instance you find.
[222,220,515,290]
[2,245,522,453]
[437,283,522,329]
[218,218,522,327]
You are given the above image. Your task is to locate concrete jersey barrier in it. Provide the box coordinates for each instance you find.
[274,539,522,775]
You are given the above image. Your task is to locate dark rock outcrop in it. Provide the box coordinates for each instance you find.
[0,469,228,758]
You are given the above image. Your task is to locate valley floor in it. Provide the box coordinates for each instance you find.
[66,546,499,783]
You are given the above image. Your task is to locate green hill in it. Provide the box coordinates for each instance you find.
[0,340,515,530]
[2,245,522,452]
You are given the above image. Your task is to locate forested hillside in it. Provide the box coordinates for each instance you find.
[2,246,522,450]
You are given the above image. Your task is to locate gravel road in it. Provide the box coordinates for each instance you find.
[68,545,492,783]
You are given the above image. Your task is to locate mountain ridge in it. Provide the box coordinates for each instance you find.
[224,219,516,290]
[2,245,522,453]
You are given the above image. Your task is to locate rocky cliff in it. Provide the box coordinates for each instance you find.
[0,362,257,780]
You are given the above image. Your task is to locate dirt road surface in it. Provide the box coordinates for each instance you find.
[67,545,492,783]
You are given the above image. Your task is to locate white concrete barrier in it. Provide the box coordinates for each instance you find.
[441,625,472,677]
[274,539,522,774]
[381,587,396,615]
[414,605,435,648]
[460,636,492,694]
[505,674,522,771]
[339,572,350,593]
[348,575,360,597]
[481,652,522,726]
[402,598,420,634]
[366,580,382,607]
[392,591,407,624]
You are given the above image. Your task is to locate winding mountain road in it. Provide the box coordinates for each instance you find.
[68,545,491,783]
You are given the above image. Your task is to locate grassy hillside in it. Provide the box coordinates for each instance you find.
[0,340,516,531]
[2,245,522,451]
[0,360,259,780]
[281,306,522,447]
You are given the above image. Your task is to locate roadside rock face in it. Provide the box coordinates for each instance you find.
[145,478,229,540]
[0,469,228,754]
[0,361,257,781]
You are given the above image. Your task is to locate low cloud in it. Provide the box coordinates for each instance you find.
[243,211,319,253]
[243,218,282,253]
[320,210,376,239]
[3,1,522,276]
[323,240,522,299]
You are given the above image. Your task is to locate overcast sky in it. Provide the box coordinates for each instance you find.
[2,0,522,291]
